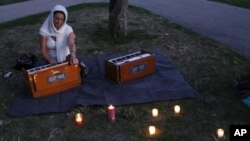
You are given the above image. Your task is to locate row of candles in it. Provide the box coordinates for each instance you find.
[150,106,225,140]
[74,105,116,126]
[74,104,225,139]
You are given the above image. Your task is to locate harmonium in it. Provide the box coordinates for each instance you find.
[23,61,81,98]
[105,50,156,83]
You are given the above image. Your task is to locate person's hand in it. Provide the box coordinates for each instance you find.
[49,58,57,65]
[69,52,79,65]
[70,56,79,65]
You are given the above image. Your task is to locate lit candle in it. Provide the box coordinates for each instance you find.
[174,105,181,114]
[152,108,158,117]
[217,128,224,139]
[108,105,116,122]
[149,125,156,136]
[75,113,83,126]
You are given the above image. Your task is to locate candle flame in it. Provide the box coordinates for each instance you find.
[75,113,83,122]
[108,105,115,109]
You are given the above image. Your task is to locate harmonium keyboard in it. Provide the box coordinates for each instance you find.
[105,50,156,83]
[23,61,81,98]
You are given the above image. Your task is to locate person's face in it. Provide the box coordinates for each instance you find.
[53,12,65,30]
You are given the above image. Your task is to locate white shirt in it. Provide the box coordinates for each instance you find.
[46,37,57,59]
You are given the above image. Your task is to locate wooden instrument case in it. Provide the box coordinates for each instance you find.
[105,50,156,83]
[23,62,81,98]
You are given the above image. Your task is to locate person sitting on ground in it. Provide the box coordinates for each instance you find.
[38,4,88,76]
[39,4,78,65]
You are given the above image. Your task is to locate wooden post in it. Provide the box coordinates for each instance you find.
[108,0,128,37]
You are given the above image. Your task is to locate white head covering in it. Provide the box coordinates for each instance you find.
[39,5,73,62]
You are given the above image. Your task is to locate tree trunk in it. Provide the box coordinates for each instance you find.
[108,0,128,37]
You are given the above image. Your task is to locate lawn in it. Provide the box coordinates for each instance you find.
[0,3,250,141]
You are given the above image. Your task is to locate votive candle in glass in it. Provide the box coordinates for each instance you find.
[75,113,84,126]
[152,108,158,117]
[174,105,181,114]
[149,125,156,136]
[217,128,224,139]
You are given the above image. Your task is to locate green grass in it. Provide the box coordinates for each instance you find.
[0,3,250,141]
[210,0,250,9]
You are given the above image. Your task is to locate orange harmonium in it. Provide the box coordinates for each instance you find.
[105,50,156,83]
[23,61,81,98]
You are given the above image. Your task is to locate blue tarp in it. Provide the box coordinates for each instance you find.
[9,51,197,117]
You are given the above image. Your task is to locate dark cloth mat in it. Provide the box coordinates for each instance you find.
[9,51,197,117]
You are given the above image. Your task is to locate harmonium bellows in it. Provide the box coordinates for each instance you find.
[105,50,156,83]
[23,61,81,98]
